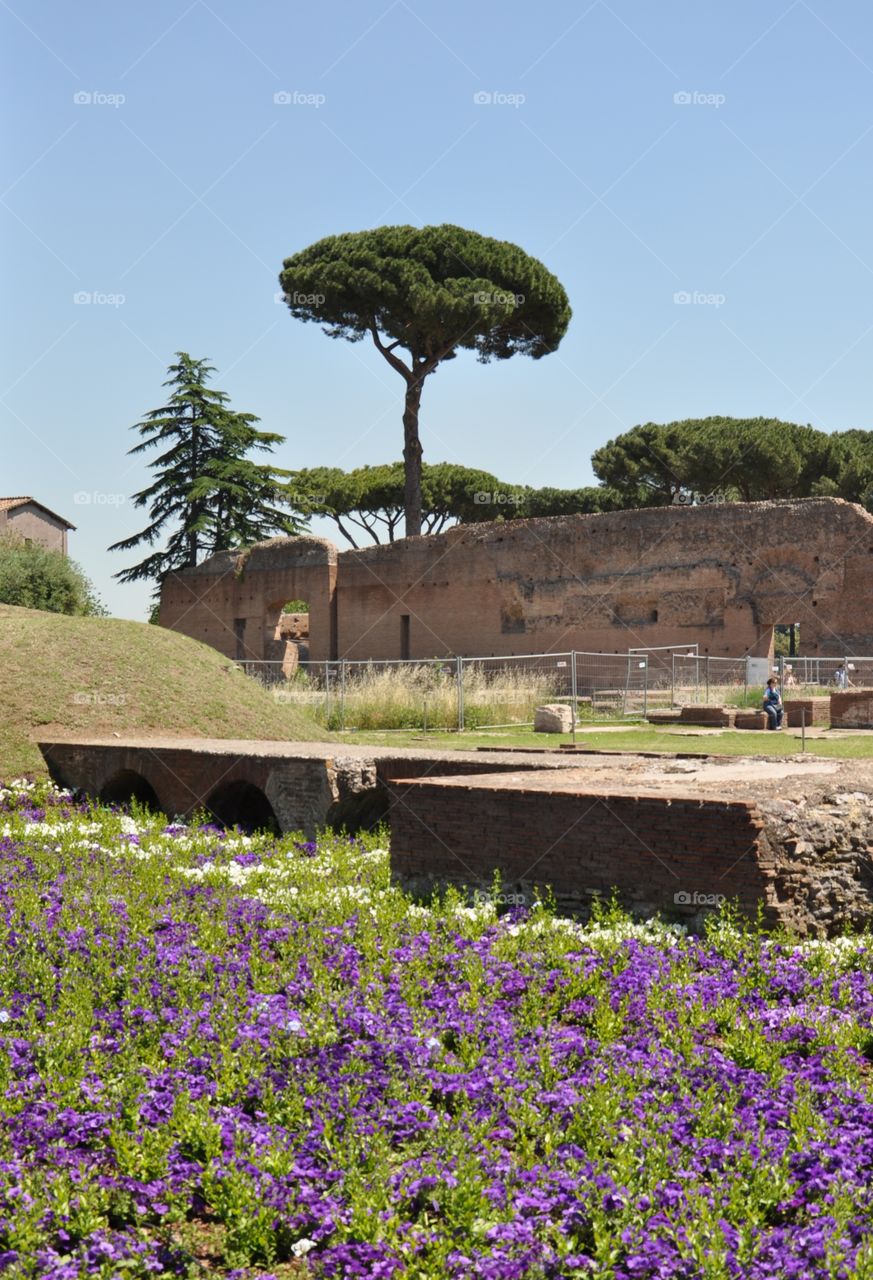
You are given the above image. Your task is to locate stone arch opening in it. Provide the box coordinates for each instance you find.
[100,769,162,812]
[205,780,280,835]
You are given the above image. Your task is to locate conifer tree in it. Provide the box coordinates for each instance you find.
[110,353,303,588]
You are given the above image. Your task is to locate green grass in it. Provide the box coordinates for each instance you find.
[0,604,328,777]
[334,722,873,758]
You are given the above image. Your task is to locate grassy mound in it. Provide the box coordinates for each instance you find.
[0,604,327,776]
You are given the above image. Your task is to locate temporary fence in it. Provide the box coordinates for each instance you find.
[671,655,751,707]
[777,656,873,691]
[236,650,655,731]
[237,649,873,730]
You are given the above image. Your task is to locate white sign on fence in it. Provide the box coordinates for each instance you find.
[746,657,770,688]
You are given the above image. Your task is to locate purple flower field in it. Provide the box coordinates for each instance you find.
[2,778,873,1278]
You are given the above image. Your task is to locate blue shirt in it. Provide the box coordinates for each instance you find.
[763,687,781,706]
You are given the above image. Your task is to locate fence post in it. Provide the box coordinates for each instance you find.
[324,662,331,726]
[456,656,465,731]
[705,656,710,704]
[571,651,578,744]
[339,660,346,731]
[671,653,676,708]
[643,656,648,718]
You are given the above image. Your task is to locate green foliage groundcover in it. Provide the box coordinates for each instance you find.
[4,779,873,1277]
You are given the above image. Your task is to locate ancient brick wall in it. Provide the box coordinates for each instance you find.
[830,691,873,728]
[388,773,777,925]
[337,498,873,660]
[158,537,337,663]
[160,498,873,663]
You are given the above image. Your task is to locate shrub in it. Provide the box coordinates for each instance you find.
[0,535,106,615]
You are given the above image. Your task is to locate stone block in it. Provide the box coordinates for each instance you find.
[534,703,574,733]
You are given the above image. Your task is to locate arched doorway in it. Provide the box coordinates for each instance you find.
[264,599,310,677]
[99,770,162,812]
[205,780,280,835]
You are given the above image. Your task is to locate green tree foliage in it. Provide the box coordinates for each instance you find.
[827,430,873,509]
[278,225,571,537]
[292,461,513,546]
[590,422,694,506]
[592,417,848,507]
[291,462,623,545]
[684,418,836,501]
[110,353,305,588]
[0,536,105,615]
[516,486,623,518]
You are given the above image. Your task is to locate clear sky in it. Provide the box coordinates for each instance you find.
[2,0,873,619]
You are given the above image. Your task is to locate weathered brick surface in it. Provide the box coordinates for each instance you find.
[387,772,777,924]
[158,538,338,663]
[678,705,736,727]
[830,691,873,728]
[785,697,831,727]
[160,498,873,664]
[735,711,768,729]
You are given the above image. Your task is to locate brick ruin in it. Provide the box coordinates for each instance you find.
[159,498,873,664]
[39,737,873,937]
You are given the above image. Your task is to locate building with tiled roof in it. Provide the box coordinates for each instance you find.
[0,497,75,555]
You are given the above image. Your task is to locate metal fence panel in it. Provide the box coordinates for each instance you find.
[671,655,749,706]
[779,656,873,693]
[572,652,649,718]
[459,652,573,730]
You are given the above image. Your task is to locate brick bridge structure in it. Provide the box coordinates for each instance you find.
[39,737,873,936]
[159,498,873,665]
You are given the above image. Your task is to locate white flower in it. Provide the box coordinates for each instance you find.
[291,1238,316,1257]
[0,1011,10,1024]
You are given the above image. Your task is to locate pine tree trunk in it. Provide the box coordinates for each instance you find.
[403,378,424,538]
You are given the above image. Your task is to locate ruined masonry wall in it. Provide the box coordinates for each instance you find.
[159,499,873,664]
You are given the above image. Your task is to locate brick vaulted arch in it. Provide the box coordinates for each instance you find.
[99,769,162,812]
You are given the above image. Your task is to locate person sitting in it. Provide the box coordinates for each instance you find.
[762,677,784,730]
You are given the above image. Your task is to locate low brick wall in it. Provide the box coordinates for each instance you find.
[786,697,831,727]
[735,711,768,730]
[830,691,873,729]
[678,705,737,727]
[388,772,777,925]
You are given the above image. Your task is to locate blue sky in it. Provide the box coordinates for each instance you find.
[2,0,873,619]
